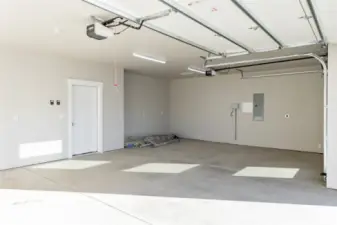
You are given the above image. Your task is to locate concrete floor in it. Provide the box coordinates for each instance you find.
[1,139,337,224]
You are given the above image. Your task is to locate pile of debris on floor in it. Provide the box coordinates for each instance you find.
[124,134,180,148]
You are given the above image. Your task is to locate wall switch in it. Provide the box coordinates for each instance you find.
[318,144,322,149]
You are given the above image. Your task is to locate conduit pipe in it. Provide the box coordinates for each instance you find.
[310,54,328,179]
[207,53,328,179]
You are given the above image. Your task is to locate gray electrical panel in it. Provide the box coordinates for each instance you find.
[253,93,264,121]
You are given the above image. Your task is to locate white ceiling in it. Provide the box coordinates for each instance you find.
[0,0,335,77]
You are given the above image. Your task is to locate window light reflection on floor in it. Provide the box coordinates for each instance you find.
[233,167,300,179]
[31,160,110,170]
[123,163,200,174]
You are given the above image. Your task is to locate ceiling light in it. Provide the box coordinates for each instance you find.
[133,53,166,64]
[187,66,205,74]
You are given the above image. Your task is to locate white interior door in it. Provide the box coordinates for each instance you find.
[72,85,98,156]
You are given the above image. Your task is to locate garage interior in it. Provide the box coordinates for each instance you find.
[1,0,337,224]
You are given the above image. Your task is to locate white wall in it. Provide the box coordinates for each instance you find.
[0,50,124,170]
[327,44,337,189]
[124,73,169,137]
[170,67,323,152]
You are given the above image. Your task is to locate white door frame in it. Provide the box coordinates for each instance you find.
[68,79,103,158]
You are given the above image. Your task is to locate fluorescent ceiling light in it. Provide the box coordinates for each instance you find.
[133,53,166,64]
[187,66,205,74]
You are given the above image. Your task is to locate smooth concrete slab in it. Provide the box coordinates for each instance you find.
[87,193,337,225]
[2,139,337,224]
[0,189,148,225]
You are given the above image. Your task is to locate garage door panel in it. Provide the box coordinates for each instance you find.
[97,0,169,17]
[237,0,318,45]
[86,0,324,52]
[150,13,242,53]
[170,0,279,51]
[313,0,337,43]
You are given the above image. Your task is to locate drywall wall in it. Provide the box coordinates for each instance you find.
[0,49,124,170]
[124,73,169,137]
[327,44,337,189]
[170,66,323,153]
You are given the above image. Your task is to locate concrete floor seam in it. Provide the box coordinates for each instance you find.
[23,168,153,225]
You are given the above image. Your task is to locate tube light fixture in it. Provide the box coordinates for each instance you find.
[187,66,205,74]
[133,53,166,64]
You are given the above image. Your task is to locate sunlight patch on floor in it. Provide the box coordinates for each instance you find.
[123,163,200,174]
[31,160,110,170]
[233,167,299,178]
